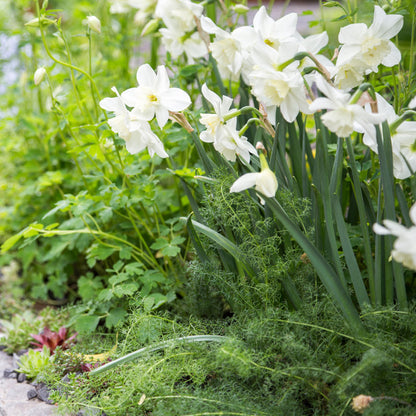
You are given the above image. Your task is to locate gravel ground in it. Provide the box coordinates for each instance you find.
[0,351,58,416]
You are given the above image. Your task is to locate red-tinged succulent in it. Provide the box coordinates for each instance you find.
[30,327,77,355]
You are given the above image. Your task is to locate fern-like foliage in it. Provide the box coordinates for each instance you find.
[186,168,313,317]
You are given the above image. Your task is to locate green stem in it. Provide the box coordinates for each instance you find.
[58,26,92,123]
[331,138,370,307]
[35,227,161,270]
[35,3,101,100]
[126,208,161,270]
[89,335,227,375]
[222,106,263,123]
[345,136,375,300]
[375,124,407,309]
[87,29,99,119]
[315,118,347,287]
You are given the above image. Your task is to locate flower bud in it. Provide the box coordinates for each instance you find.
[255,142,265,151]
[257,153,278,199]
[85,15,101,33]
[26,15,57,27]
[256,167,278,198]
[34,67,47,86]
[141,18,160,36]
[233,4,249,14]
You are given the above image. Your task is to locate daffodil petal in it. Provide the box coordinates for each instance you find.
[230,173,259,193]
[121,87,140,108]
[155,65,170,92]
[155,107,169,128]
[160,88,191,112]
[338,23,367,44]
[410,203,416,225]
[137,63,157,87]
[381,43,401,67]
[373,223,391,235]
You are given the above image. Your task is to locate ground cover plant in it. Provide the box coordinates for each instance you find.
[1,0,416,414]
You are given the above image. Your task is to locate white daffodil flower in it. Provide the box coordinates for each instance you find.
[155,0,203,32]
[99,87,168,158]
[362,94,416,179]
[389,122,416,179]
[293,31,334,87]
[160,27,207,62]
[121,64,191,128]
[213,119,257,164]
[248,43,309,123]
[227,5,299,58]
[227,7,300,72]
[373,202,416,271]
[201,16,245,81]
[230,153,277,204]
[252,6,299,53]
[199,84,234,143]
[227,8,301,83]
[309,77,385,137]
[198,84,256,163]
[297,31,333,72]
[336,5,403,84]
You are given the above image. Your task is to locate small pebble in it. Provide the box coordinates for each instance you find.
[35,382,53,404]
[17,372,26,383]
[27,389,37,400]
[3,369,17,379]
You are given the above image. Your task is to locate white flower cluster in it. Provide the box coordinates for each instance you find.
[99,64,191,158]
[102,3,415,179]
[201,7,315,123]
[109,0,207,61]
[334,6,403,89]
[198,5,405,136]
[156,0,206,62]
[205,6,416,179]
